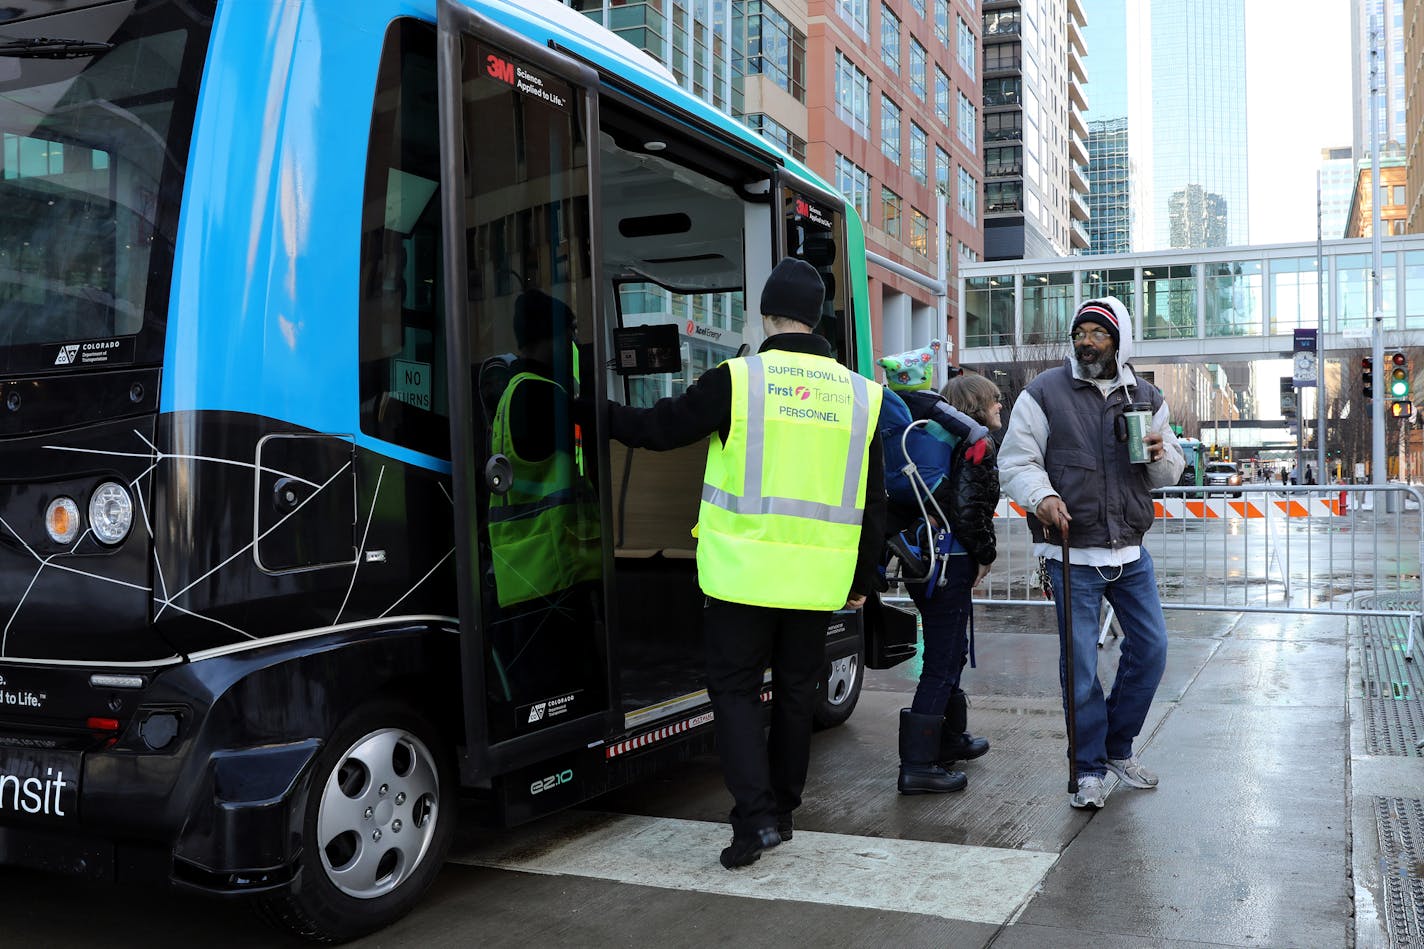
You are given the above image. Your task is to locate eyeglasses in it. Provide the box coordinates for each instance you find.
[1071,329,1112,343]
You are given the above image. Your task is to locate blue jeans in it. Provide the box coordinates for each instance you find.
[907,555,976,716]
[1047,550,1168,777]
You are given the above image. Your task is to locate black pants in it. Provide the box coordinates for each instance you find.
[703,597,829,837]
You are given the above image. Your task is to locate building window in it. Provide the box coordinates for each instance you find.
[836,152,870,217]
[1142,264,1200,340]
[985,111,1020,142]
[909,0,925,21]
[839,0,869,39]
[984,41,1019,71]
[747,113,807,162]
[909,124,928,184]
[985,180,1021,213]
[957,165,976,222]
[935,145,950,193]
[984,8,1019,36]
[835,52,870,137]
[985,145,1021,177]
[983,77,1020,107]
[957,92,976,149]
[881,5,900,74]
[909,39,926,99]
[934,67,950,127]
[882,186,902,238]
[957,16,976,79]
[910,207,929,257]
[881,96,901,164]
[935,0,949,47]
[745,1,807,103]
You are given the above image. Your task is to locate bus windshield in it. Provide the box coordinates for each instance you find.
[0,0,210,373]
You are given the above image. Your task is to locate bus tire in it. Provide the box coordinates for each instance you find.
[812,648,862,729]
[254,699,455,944]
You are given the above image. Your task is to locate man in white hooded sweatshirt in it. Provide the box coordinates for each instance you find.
[998,297,1185,809]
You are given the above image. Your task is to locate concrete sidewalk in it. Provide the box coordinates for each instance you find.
[863,603,1357,947]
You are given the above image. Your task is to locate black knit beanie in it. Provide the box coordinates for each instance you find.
[1072,297,1124,350]
[760,258,825,329]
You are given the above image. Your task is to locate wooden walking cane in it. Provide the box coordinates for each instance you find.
[1060,531,1078,795]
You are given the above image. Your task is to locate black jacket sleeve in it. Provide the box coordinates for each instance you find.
[939,437,1000,565]
[606,363,732,449]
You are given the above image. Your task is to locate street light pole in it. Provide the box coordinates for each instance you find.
[1316,171,1327,482]
[1370,6,1386,485]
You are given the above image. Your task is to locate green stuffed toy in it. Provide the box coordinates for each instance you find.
[878,340,941,391]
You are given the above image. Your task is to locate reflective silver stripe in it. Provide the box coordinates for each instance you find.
[842,372,872,509]
[699,355,870,526]
[701,485,865,525]
[742,357,765,509]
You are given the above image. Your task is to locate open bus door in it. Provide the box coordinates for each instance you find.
[437,2,620,805]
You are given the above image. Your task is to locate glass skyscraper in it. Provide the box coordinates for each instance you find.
[1143,0,1248,249]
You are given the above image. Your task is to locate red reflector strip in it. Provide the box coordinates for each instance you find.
[607,711,714,759]
[87,717,120,731]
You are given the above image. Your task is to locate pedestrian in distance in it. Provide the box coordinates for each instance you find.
[605,258,886,868]
[876,347,1001,795]
[999,297,1185,809]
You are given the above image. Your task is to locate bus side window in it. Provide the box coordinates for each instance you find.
[357,19,449,460]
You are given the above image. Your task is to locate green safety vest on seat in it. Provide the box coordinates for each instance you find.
[489,371,601,608]
[697,351,881,611]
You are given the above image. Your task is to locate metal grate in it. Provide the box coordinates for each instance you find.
[1358,595,1424,757]
[1375,797,1424,946]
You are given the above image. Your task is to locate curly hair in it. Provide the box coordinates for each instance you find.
[941,373,1002,427]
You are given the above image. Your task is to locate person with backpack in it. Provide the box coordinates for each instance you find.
[878,343,1000,794]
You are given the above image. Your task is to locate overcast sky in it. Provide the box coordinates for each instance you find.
[1245,0,1354,245]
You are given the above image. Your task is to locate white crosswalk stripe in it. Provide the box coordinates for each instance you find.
[451,811,1058,924]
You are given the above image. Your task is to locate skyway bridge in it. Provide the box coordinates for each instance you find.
[957,234,1424,366]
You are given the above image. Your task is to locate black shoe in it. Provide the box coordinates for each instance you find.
[719,826,781,869]
[776,815,794,842]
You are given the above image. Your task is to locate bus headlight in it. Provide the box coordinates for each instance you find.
[45,497,80,545]
[89,482,133,545]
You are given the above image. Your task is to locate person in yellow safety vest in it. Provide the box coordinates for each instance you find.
[488,290,601,609]
[606,258,886,870]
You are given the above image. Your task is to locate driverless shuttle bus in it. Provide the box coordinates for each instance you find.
[0,0,907,939]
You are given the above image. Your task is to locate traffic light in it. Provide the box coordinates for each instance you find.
[1392,400,1413,418]
[1390,352,1410,399]
[1362,356,1374,401]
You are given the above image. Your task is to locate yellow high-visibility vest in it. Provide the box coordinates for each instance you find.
[489,371,601,607]
[696,350,881,611]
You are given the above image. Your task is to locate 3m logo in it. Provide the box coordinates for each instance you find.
[527,702,546,723]
[794,385,811,401]
[795,199,810,217]
[486,54,515,85]
[54,346,79,366]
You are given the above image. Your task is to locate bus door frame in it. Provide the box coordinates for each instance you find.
[773,168,862,369]
[436,0,621,782]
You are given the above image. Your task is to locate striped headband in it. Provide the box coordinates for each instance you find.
[1075,302,1119,330]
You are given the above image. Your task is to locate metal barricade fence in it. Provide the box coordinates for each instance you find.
[886,483,1424,656]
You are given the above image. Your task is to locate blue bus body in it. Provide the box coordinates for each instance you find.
[0,0,890,939]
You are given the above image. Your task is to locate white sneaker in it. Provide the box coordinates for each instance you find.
[1069,773,1107,809]
[1106,756,1158,789]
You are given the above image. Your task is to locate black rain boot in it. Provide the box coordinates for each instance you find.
[939,690,990,765]
[898,709,967,794]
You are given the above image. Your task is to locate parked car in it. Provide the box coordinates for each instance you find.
[1204,461,1243,496]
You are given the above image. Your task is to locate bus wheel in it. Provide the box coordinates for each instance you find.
[255,700,454,943]
[812,649,862,729]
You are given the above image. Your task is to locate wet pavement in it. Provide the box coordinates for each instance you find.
[1,600,1417,947]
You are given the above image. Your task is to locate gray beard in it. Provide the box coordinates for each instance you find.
[1075,354,1116,379]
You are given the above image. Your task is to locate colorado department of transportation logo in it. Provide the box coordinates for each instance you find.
[527,702,546,723]
[54,345,80,366]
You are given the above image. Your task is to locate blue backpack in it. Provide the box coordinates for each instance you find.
[879,387,960,506]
